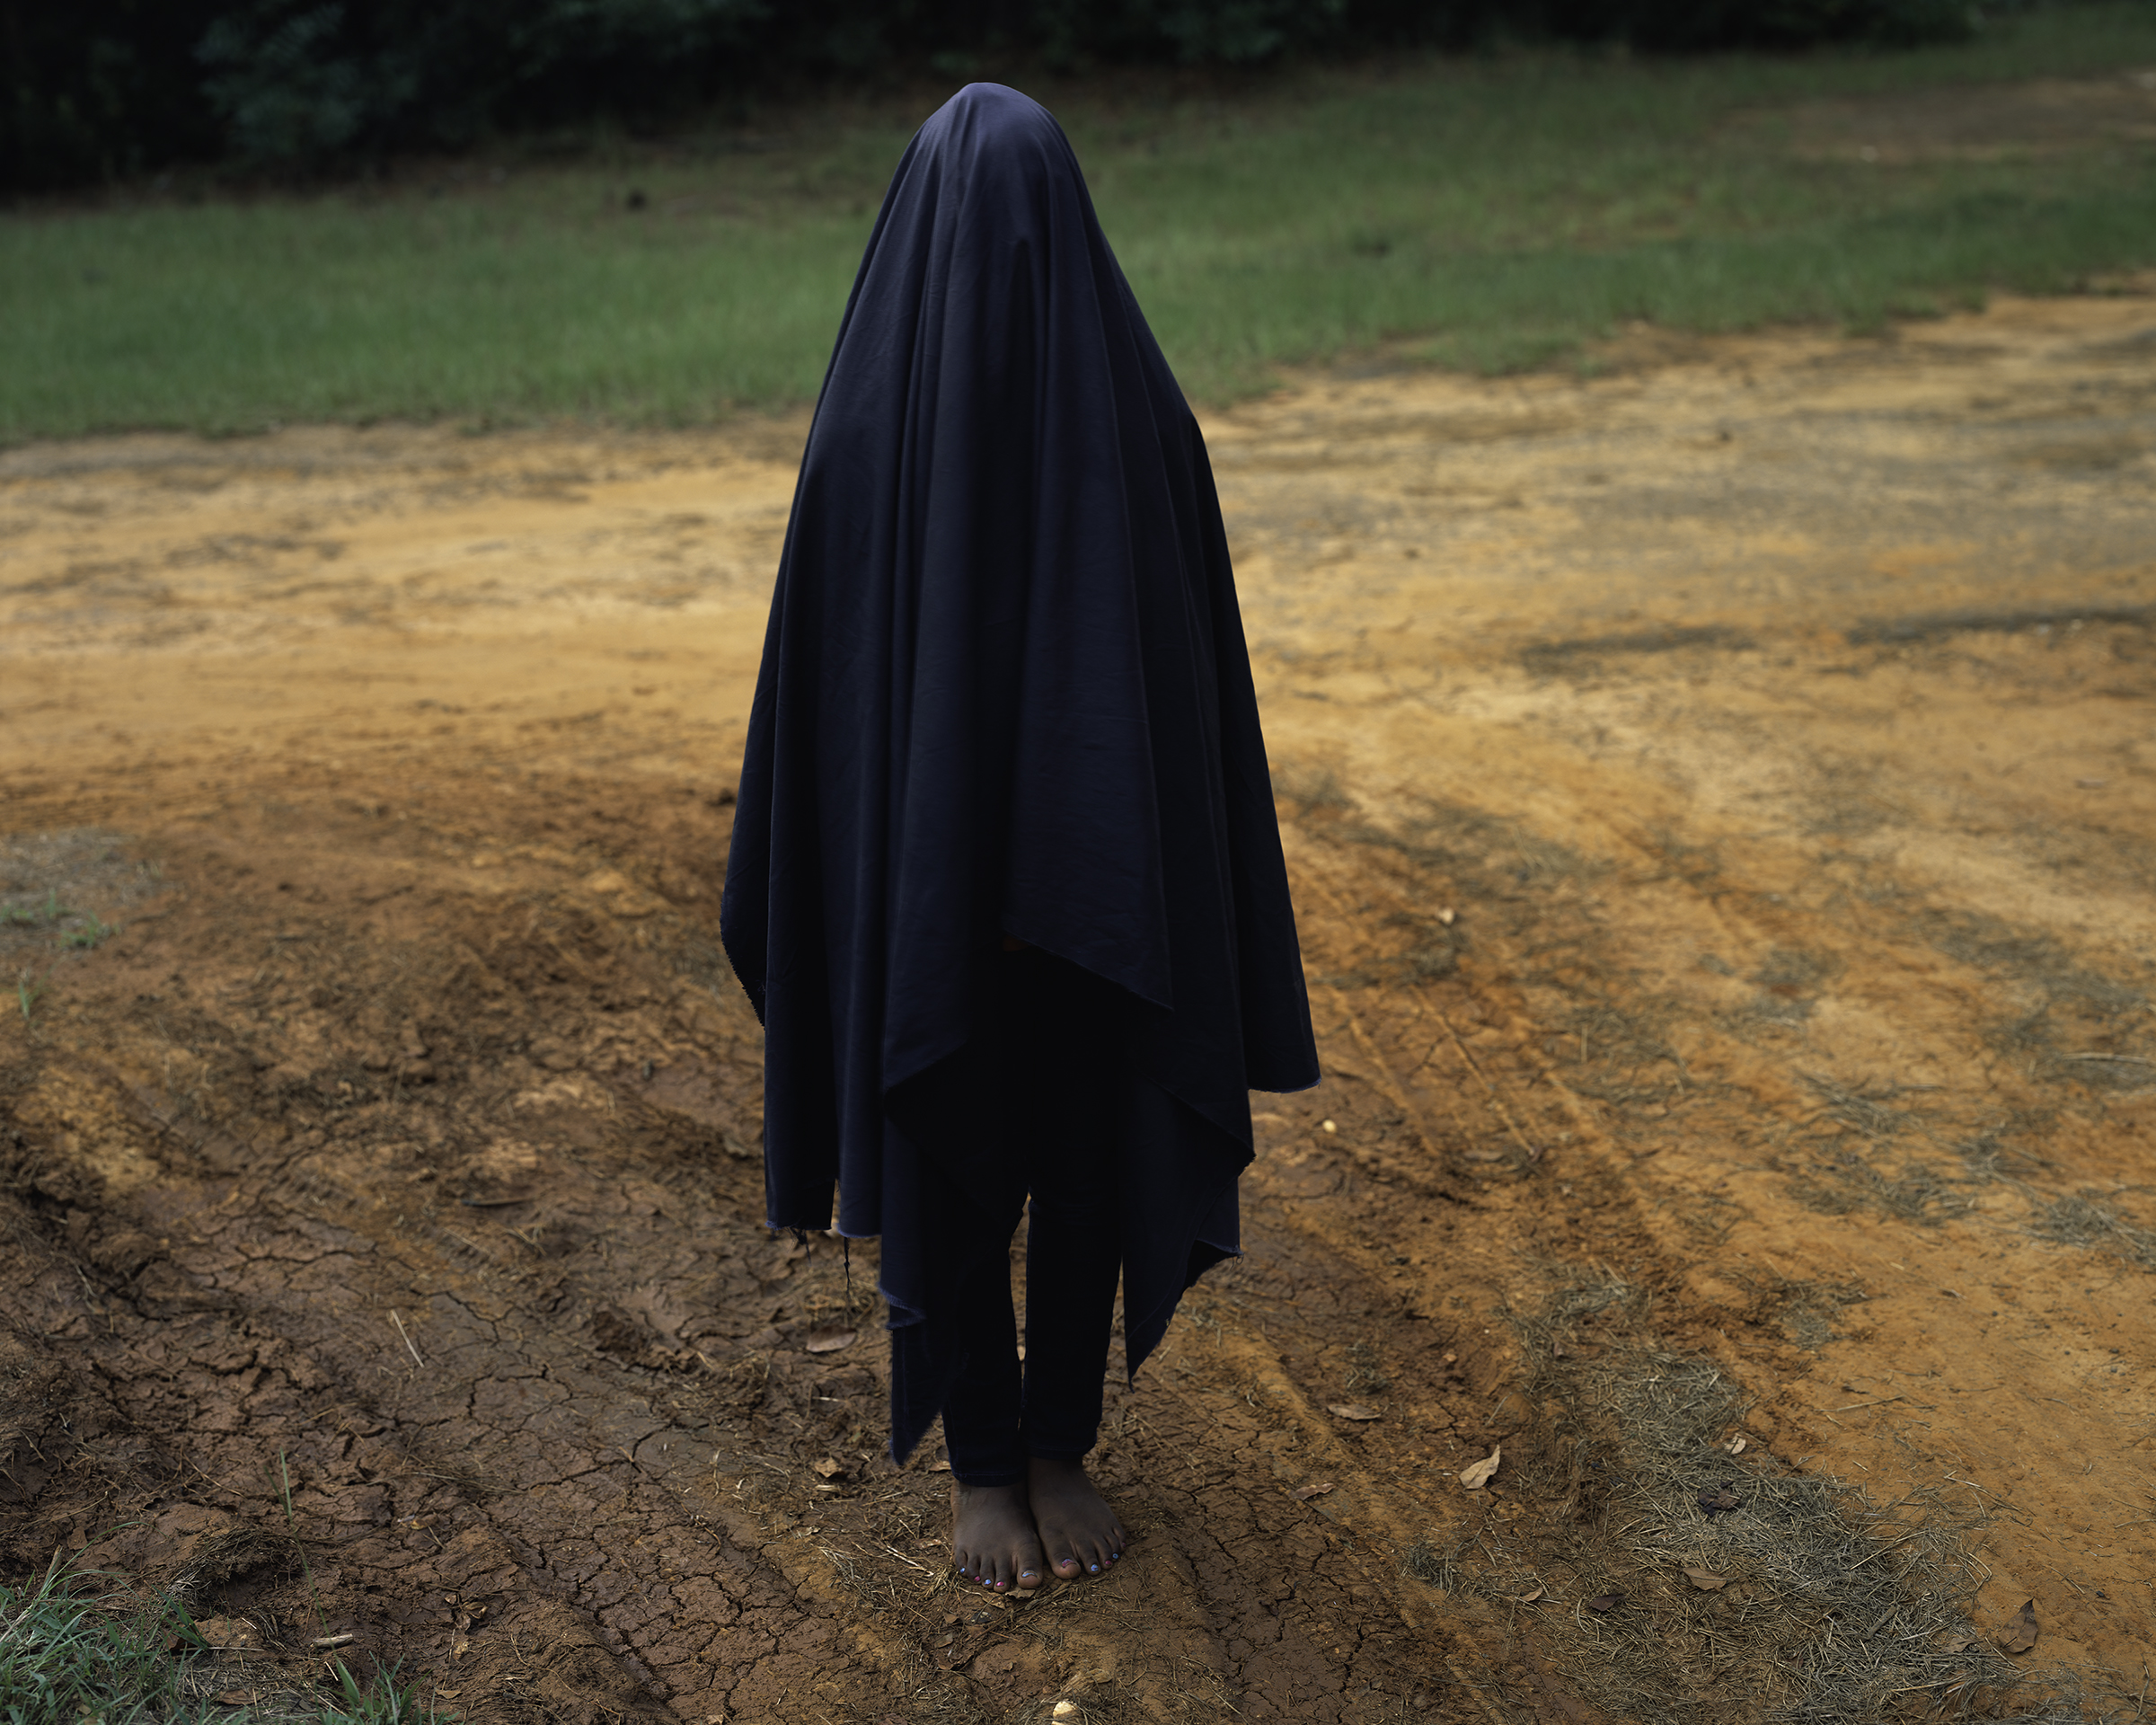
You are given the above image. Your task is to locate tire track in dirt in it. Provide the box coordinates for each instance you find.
[1,782,1542,1722]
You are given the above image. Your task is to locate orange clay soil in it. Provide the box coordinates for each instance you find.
[3,289,2153,1725]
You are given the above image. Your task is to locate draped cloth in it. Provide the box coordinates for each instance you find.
[720,82,1320,1464]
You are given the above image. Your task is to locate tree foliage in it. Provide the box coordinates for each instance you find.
[3,0,1984,190]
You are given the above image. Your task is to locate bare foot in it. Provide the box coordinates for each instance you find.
[1028,1456,1126,1581]
[950,1481,1047,1593]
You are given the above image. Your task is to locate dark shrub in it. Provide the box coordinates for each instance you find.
[0,0,1991,191]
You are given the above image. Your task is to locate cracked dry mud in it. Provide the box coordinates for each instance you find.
[4,288,2154,1724]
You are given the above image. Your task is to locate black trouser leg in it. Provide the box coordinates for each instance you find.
[927,1115,1028,1486]
[937,1211,1027,1486]
[1007,950,1123,1463]
[1020,1160,1121,1461]
[935,946,1124,1479]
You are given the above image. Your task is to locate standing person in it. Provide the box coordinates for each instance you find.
[720,84,1319,1595]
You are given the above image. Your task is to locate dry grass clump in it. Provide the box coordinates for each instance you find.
[2024,1190,2156,1274]
[1768,1074,1985,1228]
[1519,624,1756,680]
[1398,1272,2115,1723]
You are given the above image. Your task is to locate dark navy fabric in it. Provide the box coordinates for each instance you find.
[720,82,1320,1464]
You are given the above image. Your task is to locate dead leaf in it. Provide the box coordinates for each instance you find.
[1327,1402,1383,1421]
[2000,1599,2039,1656]
[1052,1704,1080,1723]
[1698,1488,1740,1513]
[927,1459,952,1473]
[1725,1435,1746,1455]
[1683,1567,1732,1591]
[1293,1482,1335,1501]
[213,1694,251,1707]
[1462,1146,1506,1163]
[1585,1592,1621,1613]
[1459,1445,1502,1490]
[812,1457,845,1480]
[1437,907,1456,925]
[1505,1586,1545,1605]
[196,1616,257,1650]
[804,1327,856,1354]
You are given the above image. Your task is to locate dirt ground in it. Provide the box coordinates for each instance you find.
[3,286,2153,1724]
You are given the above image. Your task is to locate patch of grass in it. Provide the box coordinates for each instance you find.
[0,1557,450,1724]
[0,1562,230,1725]
[3,889,68,926]
[61,912,114,950]
[320,1659,450,1725]
[4,5,2156,437]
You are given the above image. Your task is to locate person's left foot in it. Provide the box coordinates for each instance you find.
[1028,1455,1126,1581]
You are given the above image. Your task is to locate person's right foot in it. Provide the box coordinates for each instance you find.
[950,1481,1047,1592]
[1028,1455,1126,1581]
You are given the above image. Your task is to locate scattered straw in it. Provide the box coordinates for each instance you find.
[1394,1269,2109,1723]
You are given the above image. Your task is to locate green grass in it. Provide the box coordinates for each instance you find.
[4,4,2155,438]
[0,1560,447,1724]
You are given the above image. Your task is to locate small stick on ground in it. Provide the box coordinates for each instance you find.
[391,1310,427,1368]
[1424,998,1542,1162]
